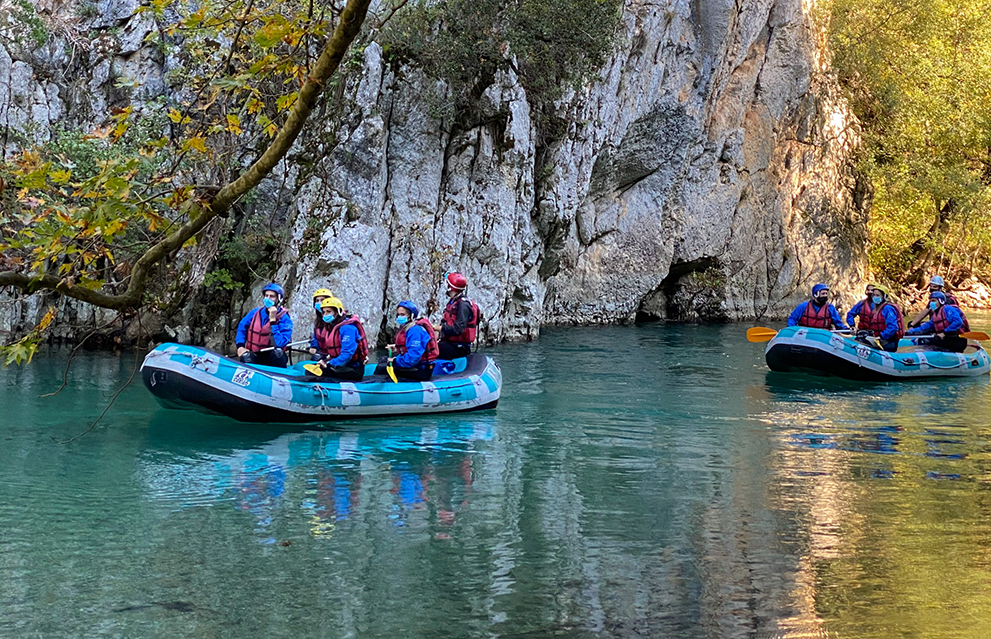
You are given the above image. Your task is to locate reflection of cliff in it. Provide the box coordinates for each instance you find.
[0,0,866,346]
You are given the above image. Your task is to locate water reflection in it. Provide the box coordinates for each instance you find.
[139,421,492,544]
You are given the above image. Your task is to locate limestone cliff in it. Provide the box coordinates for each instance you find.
[0,0,867,348]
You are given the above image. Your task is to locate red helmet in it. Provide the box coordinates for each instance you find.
[446,272,468,291]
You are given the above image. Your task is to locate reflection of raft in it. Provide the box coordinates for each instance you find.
[141,343,501,422]
[765,327,991,381]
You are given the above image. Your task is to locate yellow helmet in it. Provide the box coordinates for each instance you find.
[312,288,333,300]
[320,297,344,312]
[873,284,890,297]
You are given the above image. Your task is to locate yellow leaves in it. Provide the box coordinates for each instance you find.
[257,114,279,138]
[49,169,72,184]
[276,93,297,112]
[37,306,57,332]
[226,113,243,135]
[167,108,192,125]
[182,135,209,154]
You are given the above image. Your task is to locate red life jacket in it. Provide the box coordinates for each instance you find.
[244,307,288,352]
[323,315,369,364]
[395,318,440,365]
[860,301,905,340]
[932,306,970,334]
[798,301,832,329]
[441,296,480,343]
[313,322,334,354]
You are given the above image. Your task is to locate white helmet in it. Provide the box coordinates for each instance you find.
[929,275,945,287]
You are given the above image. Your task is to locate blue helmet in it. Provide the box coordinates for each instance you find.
[811,283,830,297]
[929,291,946,303]
[397,300,419,318]
[262,283,285,298]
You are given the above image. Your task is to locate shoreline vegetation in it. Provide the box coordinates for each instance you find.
[825,0,991,299]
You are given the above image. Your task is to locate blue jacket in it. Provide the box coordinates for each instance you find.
[394,323,430,369]
[846,299,869,328]
[787,301,848,330]
[327,323,361,367]
[236,307,294,348]
[907,304,964,335]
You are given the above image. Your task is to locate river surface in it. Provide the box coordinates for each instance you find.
[3,319,991,638]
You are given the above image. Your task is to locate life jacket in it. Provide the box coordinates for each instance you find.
[323,315,369,364]
[395,318,440,365]
[441,296,480,343]
[798,301,832,329]
[244,307,288,352]
[312,322,334,354]
[860,301,905,340]
[932,306,970,334]
[945,292,961,307]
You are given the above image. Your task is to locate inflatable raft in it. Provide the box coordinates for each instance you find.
[764,326,991,380]
[141,343,501,422]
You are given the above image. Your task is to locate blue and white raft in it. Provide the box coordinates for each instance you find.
[141,343,501,422]
[765,326,991,380]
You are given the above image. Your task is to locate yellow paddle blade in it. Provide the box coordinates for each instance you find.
[746,327,779,342]
[962,331,990,341]
[386,365,398,383]
[303,363,323,376]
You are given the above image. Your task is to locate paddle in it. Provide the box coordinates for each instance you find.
[911,331,989,341]
[386,364,399,383]
[259,339,310,353]
[746,326,857,342]
[303,363,324,376]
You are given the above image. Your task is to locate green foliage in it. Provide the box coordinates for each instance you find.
[0,0,49,47]
[380,0,623,129]
[827,0,991,282]
[203,268,242,291]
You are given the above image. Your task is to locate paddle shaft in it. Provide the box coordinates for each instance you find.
[259,339,310,353]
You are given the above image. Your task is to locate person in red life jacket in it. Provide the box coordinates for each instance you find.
[309,297,368,381]
[907,275,963,329]
[433,272,480,360]
[854,284,905,352]
[307,287,334,358]
[378,301,439,381]
[906,291,971,353]
[846,283,877,329]
[235,283,294,367]
[786,283,849,331]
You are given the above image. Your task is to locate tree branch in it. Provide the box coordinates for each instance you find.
[0,0,372,311]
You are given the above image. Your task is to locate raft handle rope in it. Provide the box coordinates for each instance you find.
[155,347,487,395]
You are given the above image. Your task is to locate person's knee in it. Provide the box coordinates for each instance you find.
[269,350,288,368]
[240,351,257,363]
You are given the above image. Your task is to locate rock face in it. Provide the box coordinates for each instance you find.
[0,0,867,347]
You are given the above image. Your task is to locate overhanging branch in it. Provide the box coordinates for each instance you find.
[0,0,372,311]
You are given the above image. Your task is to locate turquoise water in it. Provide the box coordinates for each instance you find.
[3,321,991,638]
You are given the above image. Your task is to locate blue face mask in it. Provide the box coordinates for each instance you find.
[872,295,883,305]
[314,302,323,312]
[263,297,276,308]
[929,301,939,311]
[322,314,334,323]
[396,316,409,326]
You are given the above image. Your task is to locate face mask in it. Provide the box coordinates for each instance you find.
[929,301,939,311]
[322,314,334,323]
[872,295,883,305]
[813,296,827,305]
[263,298,276,308]
[314,302,322,312]
[396,316,409,326]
